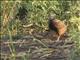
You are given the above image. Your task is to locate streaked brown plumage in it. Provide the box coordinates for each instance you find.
[48,14,67,41]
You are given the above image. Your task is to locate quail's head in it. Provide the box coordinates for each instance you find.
[48,13,56,20]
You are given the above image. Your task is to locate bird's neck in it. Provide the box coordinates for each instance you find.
[49,20,52,23]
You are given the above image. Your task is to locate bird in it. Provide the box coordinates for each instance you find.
[48,13,67,41]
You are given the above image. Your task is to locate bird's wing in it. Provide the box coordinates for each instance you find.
[52,20,66,29]
[52,19,67,35]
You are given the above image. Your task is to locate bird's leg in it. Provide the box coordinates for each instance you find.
[56,35,60,42]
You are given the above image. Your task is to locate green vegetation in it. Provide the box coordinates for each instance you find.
[1,0,80,60]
